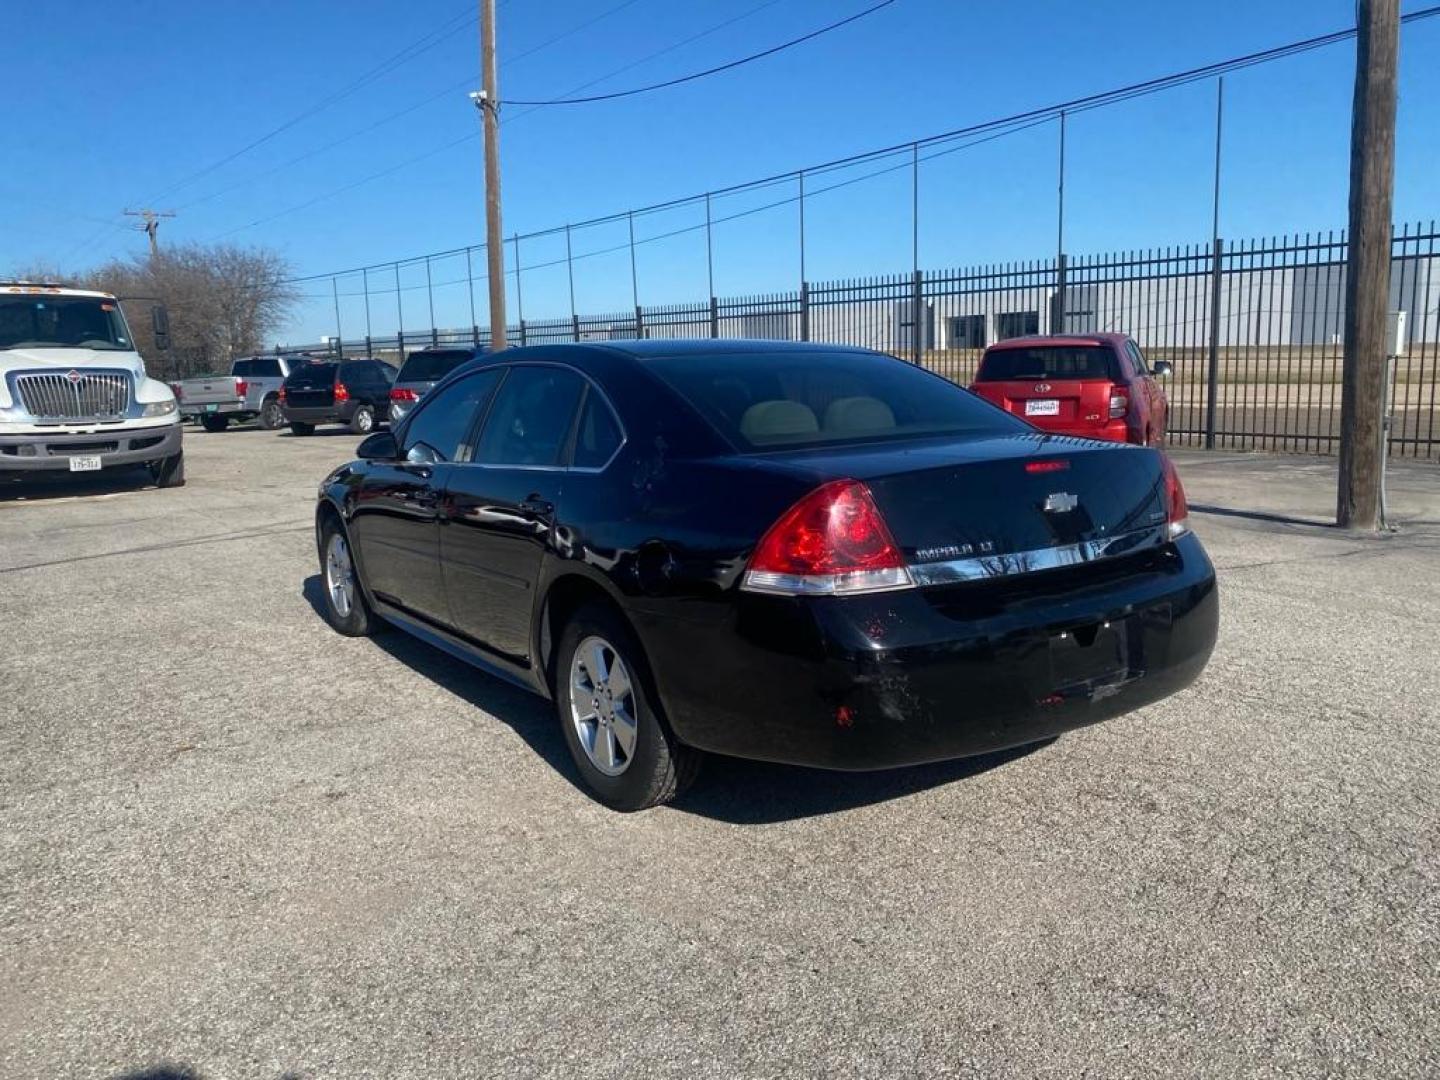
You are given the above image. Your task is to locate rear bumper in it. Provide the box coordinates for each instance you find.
[180,402,251,419]
[0,422,182,472]
[284,403,355,425]
[634,532,1218,770]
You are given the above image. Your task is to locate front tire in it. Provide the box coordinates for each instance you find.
[289,421,315,436]
[349,405,376,435]
[259,396,285,430]
[200,414,229,433]
[149,450,185,488]
[554,604,699,811]
[318,517,377,636]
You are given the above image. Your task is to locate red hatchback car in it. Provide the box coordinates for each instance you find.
[970,333,1171,446]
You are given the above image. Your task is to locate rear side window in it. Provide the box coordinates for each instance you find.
[285,362,336,388]
[403,368,502,463]
[475,366,585,466]
[976,346,1120,382]
[572,391,623,468]
[399,349,474,382]
[644,349,1023,451]
[251,357,282,378]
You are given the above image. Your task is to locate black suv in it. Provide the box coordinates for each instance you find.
[281,358,394,436]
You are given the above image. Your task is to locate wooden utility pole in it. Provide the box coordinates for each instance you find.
[124,208,176,256]
[478,0,507,351]
[1337,0,1399,530]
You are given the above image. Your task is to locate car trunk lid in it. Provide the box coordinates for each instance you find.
[284,362,337,408]
[746,434,1170,572]
[972,342,1123,437]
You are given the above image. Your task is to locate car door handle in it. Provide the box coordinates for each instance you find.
[521,495,554,516]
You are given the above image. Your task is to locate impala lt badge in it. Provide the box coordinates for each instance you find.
[1043,492,1079,513]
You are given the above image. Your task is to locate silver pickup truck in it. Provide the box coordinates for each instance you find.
[175,355,312,432]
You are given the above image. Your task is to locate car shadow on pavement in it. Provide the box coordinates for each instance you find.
[0,466,156,502]
[301,575,1051,823]
[668,741,1049,824]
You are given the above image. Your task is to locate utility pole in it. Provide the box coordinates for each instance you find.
[473,0,507,351]
[124,208,176,256]
[1337,0,1399,530]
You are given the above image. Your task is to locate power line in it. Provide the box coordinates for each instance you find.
[255,5,1440,288]
[200,0,791,242]
[174,0,652,214]
[505,0,898,105]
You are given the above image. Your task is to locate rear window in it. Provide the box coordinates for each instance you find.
[284,362,336,388]
[398,349,475,383]
[644,349,1024,451]
[976,345,1120,382]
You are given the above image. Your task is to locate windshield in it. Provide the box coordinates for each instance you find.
[645,349,1025,451]
[398,349,475,383]
[976,345,1120,382]
[0,294,134,351]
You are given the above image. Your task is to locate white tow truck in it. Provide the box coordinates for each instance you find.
[0,282,184,486]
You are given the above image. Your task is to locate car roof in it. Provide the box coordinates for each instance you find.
[473,338,877,365]
[986,333,1130,351]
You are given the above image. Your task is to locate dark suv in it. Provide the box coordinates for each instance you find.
[388,346,488,425]
[280,358,394,436]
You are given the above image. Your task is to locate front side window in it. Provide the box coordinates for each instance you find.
[645,349,1025,451]
[0,295,132,351]
[402,368,501,463]
[474,366,585,466]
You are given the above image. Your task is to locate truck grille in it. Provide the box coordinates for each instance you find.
[14,371,131,420]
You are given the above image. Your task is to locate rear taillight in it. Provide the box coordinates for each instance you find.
[334,382,350,402]
[277,387,286,404]
[235,379,249,399]
[741,479,912,596]
[170,383,183,402]
[1161,455,1189,539]
[1109,386,1129,419]
[390,387,418,402]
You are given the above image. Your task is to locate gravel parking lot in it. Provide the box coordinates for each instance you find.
[3,425,1438,1079]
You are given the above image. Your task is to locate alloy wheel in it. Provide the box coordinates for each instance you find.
[568,635,638,776]
[325,532,355,618]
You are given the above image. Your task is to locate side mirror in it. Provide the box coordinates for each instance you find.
[1152,360,1173,377]
[357,430,398,460]
[152,305,171,352]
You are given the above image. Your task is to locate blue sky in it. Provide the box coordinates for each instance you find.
[3,0,1438,342]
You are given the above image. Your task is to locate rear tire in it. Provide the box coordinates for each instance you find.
[349,405,376,435]
[259,396,285,430]
[200,414,229,433]
[149,450,185,488]
[290,422,315,436]
[318,516,377,636]
[554,604,699,811]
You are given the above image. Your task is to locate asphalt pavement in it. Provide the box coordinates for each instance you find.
[2,423,1437,1079]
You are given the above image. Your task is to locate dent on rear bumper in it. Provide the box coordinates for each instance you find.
[636,532,1218,770]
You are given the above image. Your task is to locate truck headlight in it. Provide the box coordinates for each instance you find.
[142,400,178,417]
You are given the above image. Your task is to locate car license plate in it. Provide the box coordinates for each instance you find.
[205,403,219,413]
[68,455,102,472]
[1025,398,1060,417]
[1051,619,1128,690]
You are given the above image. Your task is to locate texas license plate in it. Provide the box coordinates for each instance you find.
[68,455,102,472]
[1025,398,1060,417]
[205,403,219,413]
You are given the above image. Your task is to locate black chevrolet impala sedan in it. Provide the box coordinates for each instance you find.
[314,340,1218,810]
